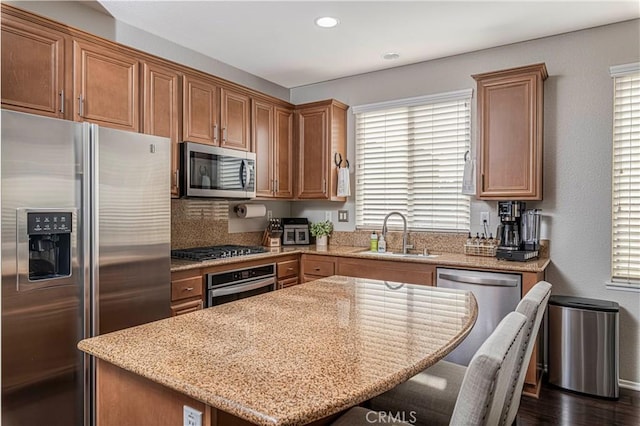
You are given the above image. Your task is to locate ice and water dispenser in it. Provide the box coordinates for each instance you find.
[26,211,72,281]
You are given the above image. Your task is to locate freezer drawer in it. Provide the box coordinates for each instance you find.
[436,267,521,365]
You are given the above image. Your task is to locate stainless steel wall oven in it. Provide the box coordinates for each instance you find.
[206,264,276,307]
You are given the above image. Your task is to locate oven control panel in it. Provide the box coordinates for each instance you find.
[208,263,275,288]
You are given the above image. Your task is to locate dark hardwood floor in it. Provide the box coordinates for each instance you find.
[517,382,640,425]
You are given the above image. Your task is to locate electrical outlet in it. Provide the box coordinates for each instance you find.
[480,211,489,225]
[325,211,332,221]
[183,406,202,426]
[267,210,272,220]
[338,210,349,222]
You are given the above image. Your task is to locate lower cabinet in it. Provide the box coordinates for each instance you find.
[301,254,338,282]
[301,254,435,286]
[170,270,204,316]
[171,299,203,316]
[521,271,546,397]
[337,258,435,286]
[277,256,300,288]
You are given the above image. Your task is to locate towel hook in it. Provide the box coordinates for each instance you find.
[334,152,350,169]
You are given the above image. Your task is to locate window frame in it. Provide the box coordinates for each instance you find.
[352,89,472,233]
[608,62,640,291]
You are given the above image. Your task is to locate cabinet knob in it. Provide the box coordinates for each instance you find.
[183,287,194,292]
[287,267,294,271]
[314,267,320,271]
[213,124,218,142]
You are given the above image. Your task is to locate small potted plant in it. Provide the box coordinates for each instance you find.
[310,220,333,247]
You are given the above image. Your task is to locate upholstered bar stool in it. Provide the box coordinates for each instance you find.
[332,310,528,426]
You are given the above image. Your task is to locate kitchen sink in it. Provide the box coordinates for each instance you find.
[357,250,439,259]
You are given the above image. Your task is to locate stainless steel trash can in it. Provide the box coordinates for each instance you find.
[548,295,619,398]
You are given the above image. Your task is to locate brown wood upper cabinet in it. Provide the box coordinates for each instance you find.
[1,12,68,118]
[182,73,219,145]
[73,39,139,132]
[142,61,181,197]
[182,77,251,151]
[220,88,251,151]
[254,100,294,198]
[473,63,547,200]
[295,99,348,200]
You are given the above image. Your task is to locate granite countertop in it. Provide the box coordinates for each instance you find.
[78,276,477,426]
[169,245,365,272]
[171,245,550,274]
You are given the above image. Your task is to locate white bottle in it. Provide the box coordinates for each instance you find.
[378,234,386,253]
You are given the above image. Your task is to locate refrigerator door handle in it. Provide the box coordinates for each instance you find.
[83,123,100,425]
[89,123,100,337]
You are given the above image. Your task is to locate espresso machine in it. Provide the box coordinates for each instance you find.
[496,201,540,261]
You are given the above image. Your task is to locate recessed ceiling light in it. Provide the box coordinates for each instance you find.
[315,16,339,28]
[383,53,400,61]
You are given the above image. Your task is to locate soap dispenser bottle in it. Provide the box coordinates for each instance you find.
[378,234,386,253]
[370,231,378,252]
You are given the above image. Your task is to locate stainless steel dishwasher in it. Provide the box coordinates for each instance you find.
[436,267,522,365]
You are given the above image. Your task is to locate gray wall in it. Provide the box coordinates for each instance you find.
[7,1,290,101]
[291,20,640,385]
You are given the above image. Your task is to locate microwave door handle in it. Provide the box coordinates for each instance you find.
[239,159,247,189]
[209,277,275,298]
[245,161,251,190]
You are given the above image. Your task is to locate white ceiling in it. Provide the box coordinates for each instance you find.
[97,1,640,88]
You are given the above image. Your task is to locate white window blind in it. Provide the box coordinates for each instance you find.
[610,63,640,286]
[354,90,471,232]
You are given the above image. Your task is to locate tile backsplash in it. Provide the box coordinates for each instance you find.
[172,199,548,257]
[330,230,468,254]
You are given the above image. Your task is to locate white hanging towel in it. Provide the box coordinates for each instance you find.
[461,152,476,195]
[337,167,351,197]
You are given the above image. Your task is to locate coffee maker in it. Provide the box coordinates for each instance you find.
[496,201,540,261]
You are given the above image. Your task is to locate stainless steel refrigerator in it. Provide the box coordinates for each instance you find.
[1,110,171,425]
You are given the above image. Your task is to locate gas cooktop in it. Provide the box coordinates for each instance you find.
[171,245,267,262]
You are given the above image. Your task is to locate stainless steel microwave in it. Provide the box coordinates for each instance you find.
[180,142,256,199]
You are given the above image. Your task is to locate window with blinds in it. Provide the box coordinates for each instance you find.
[610,63,640,287]
[354,89,471,232]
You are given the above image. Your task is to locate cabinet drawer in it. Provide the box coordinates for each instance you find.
[171,299,203,317]
[171,276,202,302]
[304,259,335,277]
[277,259,299,279]
[279,276,299,289]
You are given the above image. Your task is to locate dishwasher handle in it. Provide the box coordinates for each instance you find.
[438,272,519,287]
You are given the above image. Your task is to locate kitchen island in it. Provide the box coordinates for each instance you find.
[79,276,477,426]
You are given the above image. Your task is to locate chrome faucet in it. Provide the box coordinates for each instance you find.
[382,211,413,254]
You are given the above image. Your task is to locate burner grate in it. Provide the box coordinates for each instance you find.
[171,245,267,261]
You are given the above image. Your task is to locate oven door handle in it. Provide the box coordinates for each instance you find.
[209,277,275,298]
